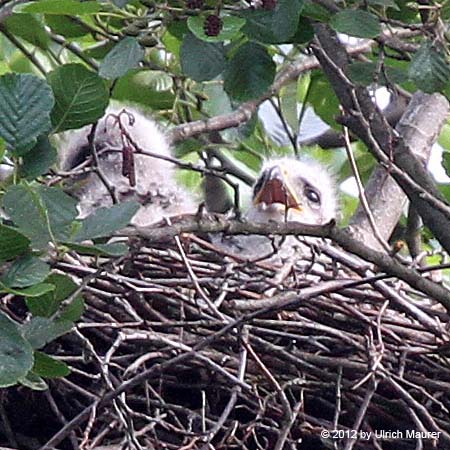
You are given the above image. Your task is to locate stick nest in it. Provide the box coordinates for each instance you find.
[2,229,450,450]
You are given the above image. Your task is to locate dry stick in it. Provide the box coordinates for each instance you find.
[343,378,379,450]
[129,218,450,312]
[201,327,249,447]
[319,243,442,336]
[349,91,448,251]
[40,323,239,449]
[49,32,99,71]
[274,400,303,450]
[87,122,119,204]
[44,391,79,450]
[386,376,450,443]
[333,367,343,432]
[168,217,228,321]
[342,125,391,254]
[0,23,47,75]
[311,26,450,254]
[41,273,365,449]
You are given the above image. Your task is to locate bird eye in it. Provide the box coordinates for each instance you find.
[67,144,91,169]
[253,172,266,198]
[305,186,321,204]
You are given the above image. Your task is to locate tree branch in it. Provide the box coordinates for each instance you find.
[311,24,450,254]
[128,216,450,312]
[349,92,449,251]
[167,37,411,145]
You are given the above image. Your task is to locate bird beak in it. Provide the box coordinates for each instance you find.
[253,165,302,211]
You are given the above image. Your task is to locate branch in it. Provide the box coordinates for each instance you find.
[300,94,410,148]
[128,216,450,312]
[167,40,384,145]
[0,0,29,23]
[349,92,449,251]
[311,24,450,254]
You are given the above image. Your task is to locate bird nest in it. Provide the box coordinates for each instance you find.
[2,224,450,450]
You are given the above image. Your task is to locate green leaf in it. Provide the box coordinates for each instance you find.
[202,82,233,119]
[37,185,79,241]
[20,136,57,180]
[2,184,52,249]
[112,70,175,109]
[22,317,73,350]
[18,0,101,15]
[0,73,54,154]
[367,0,399,9]
[306,72,340,128]
[280,83,299,135]
[0,225,30,262]
[242,10,280,43]
[44,14,89,38]
[187,15,245,43]
[0,312,34,387]
[60,295,84,322]
[5,14,50,50]
[74,201,140,241]
[64,241,129,257]
[84,40,115,59]
[438,124,450,151]
[48,63,109,132]
[302,2,332,21]
[26,273,84,321]
[347,62,407,86]
[99,37,145,80]
[19,371,48,390]
[408,42,450,93]
[3,184,78,248]
[224,43,276,102]
[330,10,381,38]
[181,33,226,82]
[1,255,50,288]
[242,9,312,44]
[32,351,70,378]
[272,0,305,41]
[291,17,314,44]
[442,151,450,178]
[0,283,55,297]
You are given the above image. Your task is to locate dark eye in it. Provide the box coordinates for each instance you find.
[305,186,320,204]
[67,144,91,169]
[253,172,266,198]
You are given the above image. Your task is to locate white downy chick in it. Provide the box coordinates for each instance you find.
[58,105,196,226]
[212,157,337,263]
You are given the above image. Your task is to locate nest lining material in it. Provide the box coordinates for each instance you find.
[2,229,450,450]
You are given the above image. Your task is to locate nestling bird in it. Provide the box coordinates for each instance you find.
[57,105,196,226]
[57,106,337,259]
[246,157,337,225]
[212,157,337,262]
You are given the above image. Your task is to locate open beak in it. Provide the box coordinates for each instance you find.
[253,165,302,211]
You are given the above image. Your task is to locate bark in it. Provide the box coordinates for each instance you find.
[312,24,450,253]
[349,92,449,251]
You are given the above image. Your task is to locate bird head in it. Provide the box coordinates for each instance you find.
[246,157,337,225]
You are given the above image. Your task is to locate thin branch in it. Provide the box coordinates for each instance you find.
[124,216,450,312]
[312,25,450,254]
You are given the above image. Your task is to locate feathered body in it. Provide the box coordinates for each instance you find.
[57,106,337,263]
[212,157,338,263]
[58,106,196,226]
